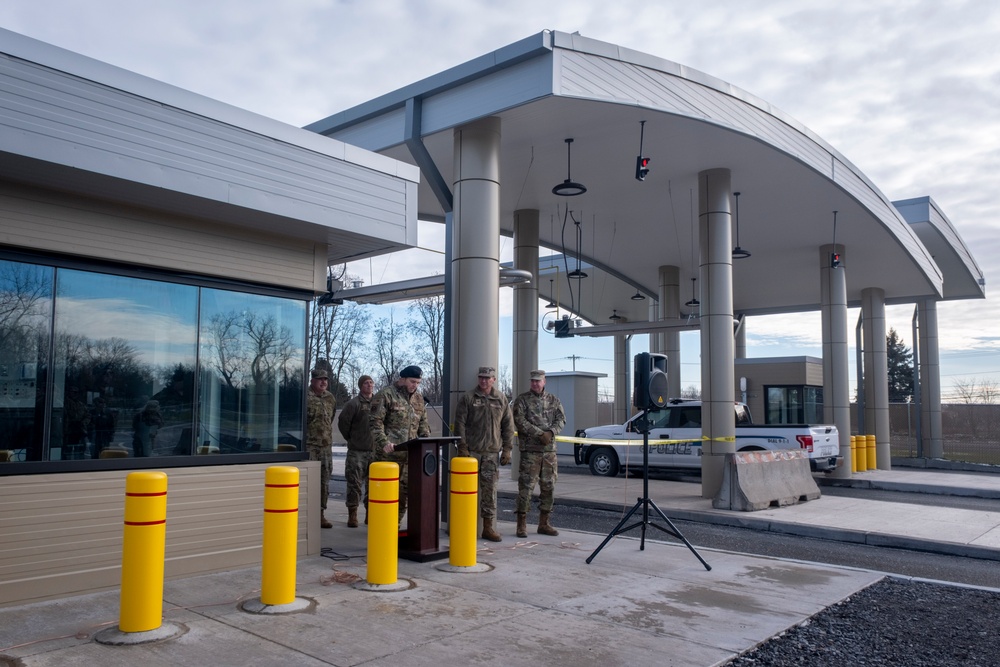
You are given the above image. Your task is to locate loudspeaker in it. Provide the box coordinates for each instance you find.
[633,352,669,410]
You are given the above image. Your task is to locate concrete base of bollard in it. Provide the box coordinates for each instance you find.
[241,597,315,615]
[435,562,493,574]
[713,450,821,511]
[352,579,415,592]
[94,621,186,646]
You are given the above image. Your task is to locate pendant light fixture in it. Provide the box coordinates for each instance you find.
[732,191,751,259]
[567,215,588,279]
[609,309,622,321]
[552,138,587,196]
[545,279,557,309]
[684,277,700,308]
[630,290,646,301]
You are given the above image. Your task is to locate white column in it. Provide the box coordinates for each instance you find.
[513,209,539,397]
[659,265,682,398]
[698,168,735,498]
[861,287,891,469]
[613,333,629,424]
[918,299,943,458]
[450,118,501,411]
[821,243,852,478]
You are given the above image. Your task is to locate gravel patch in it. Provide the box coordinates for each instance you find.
[723,577,1000,666]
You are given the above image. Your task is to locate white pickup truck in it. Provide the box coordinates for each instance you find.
[574,399,841,477]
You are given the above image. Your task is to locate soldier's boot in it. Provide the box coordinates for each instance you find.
[537,510,559,536]
[516,512,528,538]
[320,512,333,529]
[347,507,359,528]
[481,517,502,542]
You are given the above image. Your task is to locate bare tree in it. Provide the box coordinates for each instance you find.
[407,296,445,403]
[497,364,513,399]
[312,299,370,390]
[373,310,406,386]
[979,379,1000,405]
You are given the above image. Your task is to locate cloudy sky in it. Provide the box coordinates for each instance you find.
[3,0,998,399]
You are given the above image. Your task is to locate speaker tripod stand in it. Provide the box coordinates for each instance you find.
[585,408,711,570]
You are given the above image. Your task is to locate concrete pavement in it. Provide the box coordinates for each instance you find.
[1,460,998,666]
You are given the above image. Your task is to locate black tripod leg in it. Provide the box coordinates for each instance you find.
[585,498,644,564]
[643,499,712,571]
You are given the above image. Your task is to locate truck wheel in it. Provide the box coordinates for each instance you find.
[588,447,620,477]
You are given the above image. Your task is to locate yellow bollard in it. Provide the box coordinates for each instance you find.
[867,434,877,471]
[856,433,867,472]
[367,461,399,585]
[850,435,857,473]
[119,471,168,633]
[261,466,300,606]
[449,457,479,567]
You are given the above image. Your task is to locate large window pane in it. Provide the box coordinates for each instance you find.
[198,289,306,454]
[0,260,53,462]
[50,269,198,460]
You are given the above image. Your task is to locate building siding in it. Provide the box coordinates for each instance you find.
[0,461,318,607]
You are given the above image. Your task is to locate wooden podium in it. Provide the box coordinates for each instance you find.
[396,436,460,562]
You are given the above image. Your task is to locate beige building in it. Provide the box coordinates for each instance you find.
[0,29,418,606]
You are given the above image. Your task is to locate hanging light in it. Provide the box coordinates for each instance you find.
[732,191,751,259]
[544,279,557,309]
[552,138,587,196]
[609,309,622,321]
[630,290,646,301]
[567,215,588,279]
[684,277,700,308]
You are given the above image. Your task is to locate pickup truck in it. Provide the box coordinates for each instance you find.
[574,399,841,477]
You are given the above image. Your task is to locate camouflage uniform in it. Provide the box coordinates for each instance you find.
[369,381,430,521]
[454,385,514,520]
[512,388,566,513]
[306,389,336,511]
[338,394,374,512]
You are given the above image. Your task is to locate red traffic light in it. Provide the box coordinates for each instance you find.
[635,156,651,181]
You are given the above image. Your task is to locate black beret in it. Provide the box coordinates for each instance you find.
[399,365,423,379]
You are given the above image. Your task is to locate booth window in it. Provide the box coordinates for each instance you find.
[764,385,824,425]
[0,256,306,469]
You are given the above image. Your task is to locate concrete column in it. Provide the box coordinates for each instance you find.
[647,299,661,354]
[861,288,891,469]
[450,117,501,411]
[918,299,943,458]
[734,319,747,359]
[821,243,852,478]
[659,265,682,398]
[513,209,539,397]
[698,168,735,499]
[613,333,629,424]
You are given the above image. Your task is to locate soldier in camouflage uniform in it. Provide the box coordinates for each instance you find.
[369,365,430,525]
[306,368,336,529]
[512,370,566,537]
[454,366,514,542]
[337,374,376,528]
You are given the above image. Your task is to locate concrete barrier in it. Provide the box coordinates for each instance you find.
[713,450,821,511]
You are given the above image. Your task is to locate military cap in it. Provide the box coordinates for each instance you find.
[478,366,496,378]
[310,368,329,380]
[399,365,423,379]
[529,369,546,380]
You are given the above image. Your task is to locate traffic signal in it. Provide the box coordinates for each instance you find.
[635,155,650,181]
[830,252,841,268]
[633,352,668,410]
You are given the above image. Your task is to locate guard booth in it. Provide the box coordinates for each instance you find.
[395,436,459,562]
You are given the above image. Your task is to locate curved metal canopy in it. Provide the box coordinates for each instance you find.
[311,30,984,325]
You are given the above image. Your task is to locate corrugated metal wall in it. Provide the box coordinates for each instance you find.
[0,461,318,607]
[0,183,325,291]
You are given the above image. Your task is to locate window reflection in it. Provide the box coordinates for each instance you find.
[0,257,306,467]
[198,289,305,454]
[0,260,52,462]
[50,270,197,460]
